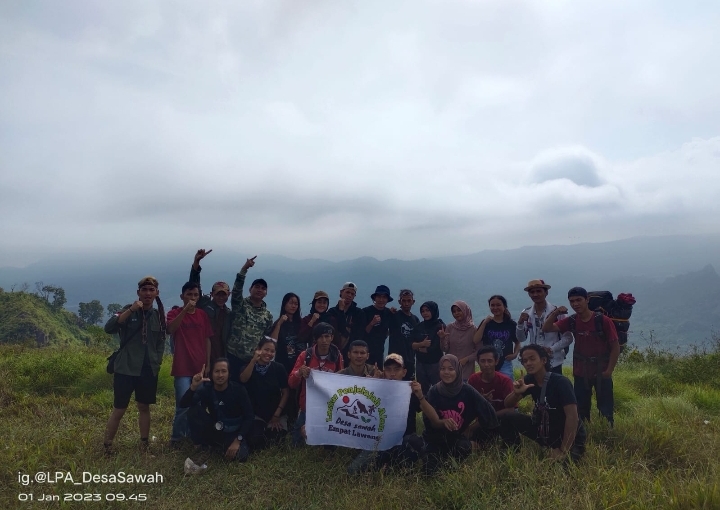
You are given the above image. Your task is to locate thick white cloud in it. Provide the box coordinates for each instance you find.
[0,0,719,265]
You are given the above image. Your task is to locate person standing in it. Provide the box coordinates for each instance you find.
[543,287,620,425]
[439,300,476,381]
[299,291,339,347]
[388,289,420,381]
[267,292,302,374]
[102,276,167,454]
[327,282,365,360]
[362,285,394,366]
[474,295,520,379]
[227,255,274,381]
[516,280,573,374]
[188,249,233,367]
[266,292,302,427]
[167,282,213,447]
[411,301,445,394]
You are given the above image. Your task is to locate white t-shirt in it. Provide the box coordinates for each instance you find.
[516,301,573,368]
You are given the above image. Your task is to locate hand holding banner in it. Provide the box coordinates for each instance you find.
[305,371,411,451]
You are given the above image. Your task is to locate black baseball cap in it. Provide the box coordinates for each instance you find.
[251,278,268,289]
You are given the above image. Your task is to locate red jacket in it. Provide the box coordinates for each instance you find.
[288,344,344,411]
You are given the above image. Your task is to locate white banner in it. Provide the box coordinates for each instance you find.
[305,371,411,451]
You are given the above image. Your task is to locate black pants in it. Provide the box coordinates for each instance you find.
[248,419,287,451]
[499,413,584,462]
[574,376,614,425]
[188,406,249,461]
[423,434,473,475]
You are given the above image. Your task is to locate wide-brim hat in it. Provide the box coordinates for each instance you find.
[524,279,551,292]
[371,285,393,302]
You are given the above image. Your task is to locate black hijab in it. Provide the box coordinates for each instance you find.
[436,354,463,398]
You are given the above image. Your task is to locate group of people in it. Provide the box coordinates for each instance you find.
[102,249,621,474]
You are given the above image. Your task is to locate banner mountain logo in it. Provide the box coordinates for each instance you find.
[325,384,387,440]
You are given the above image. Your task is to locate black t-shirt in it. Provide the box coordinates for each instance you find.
[482,318,518,371]
[362,305,392,361]
[388,312,420,367]
[423,383,498,441]
[268,321,302,374]
[411,320,445,365]
[328,303,365,340]
[521,373,586,448]
[179,381,254,437]
[240,361,288,423]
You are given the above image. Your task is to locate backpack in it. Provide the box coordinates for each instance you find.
[586,291,635,346]
[531,372,555,446]
[303,344,342,373]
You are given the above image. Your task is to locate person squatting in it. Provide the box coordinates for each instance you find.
[103,250,619,473]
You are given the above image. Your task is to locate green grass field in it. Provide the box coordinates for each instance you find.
[1,344,718,509]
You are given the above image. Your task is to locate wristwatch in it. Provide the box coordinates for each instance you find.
[236,435,243,442]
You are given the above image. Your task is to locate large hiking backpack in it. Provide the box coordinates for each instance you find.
[587,290,636,346]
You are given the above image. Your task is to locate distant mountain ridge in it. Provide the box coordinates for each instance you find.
[1,234,719,349]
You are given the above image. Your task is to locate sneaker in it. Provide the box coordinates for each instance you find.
[184,457,208,475]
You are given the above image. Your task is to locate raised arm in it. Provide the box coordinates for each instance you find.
[410,381,444,428]
[473,315,493,346]
[104,303,135,333]
[240,350,262,383]
[231,256,256,310]
[504,377,534,408]
[516,309,530,342]
[542,306,567,333]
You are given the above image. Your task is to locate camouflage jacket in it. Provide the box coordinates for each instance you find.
[227,269,273,360]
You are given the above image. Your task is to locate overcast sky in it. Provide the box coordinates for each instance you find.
[1,0,719,267]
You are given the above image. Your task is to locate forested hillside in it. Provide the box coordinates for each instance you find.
[0,290,91,346]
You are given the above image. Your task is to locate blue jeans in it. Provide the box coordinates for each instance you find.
[171,376,192,441]
[499,360,514,379]
[574,375,614,425]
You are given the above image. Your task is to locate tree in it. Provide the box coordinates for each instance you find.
[78,300,104,325]
[107,303,123,318]
[50,287,67,311]
[35,281,50,300]
[86,325,115,348]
